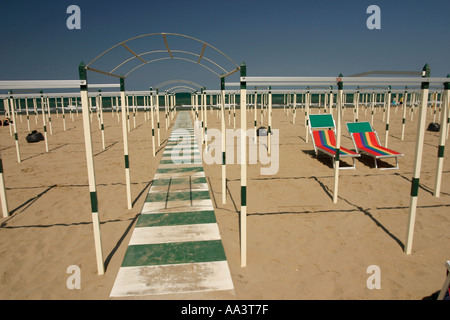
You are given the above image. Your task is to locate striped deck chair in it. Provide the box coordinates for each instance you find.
[346,121,403,170]
[308,114,360,169]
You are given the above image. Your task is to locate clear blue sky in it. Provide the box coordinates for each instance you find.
[1,0,449,92]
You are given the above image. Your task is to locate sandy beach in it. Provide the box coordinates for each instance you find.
[0,104,449,300]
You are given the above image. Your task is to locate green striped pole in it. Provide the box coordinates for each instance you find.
[40,91,49,152]
[268,86,272,155]
[0,150,8,218]
[305,88,310,143]
[61,97,66,131]
[150,88,156,157]
[221,77,227,205]
[156,89,161,146]
[25,97,30,132]
[47,96,53,135]
[354,88,359,122]
[329,86,334,115]
[254,90,257,138]
[434,75,450,197]
[200,88,205,144]
[204,88,208,144]
[333,75,343,204]
[401,88,408,140]
[384,86,392,148]
[8,91,21,163]
[33,98,38,124]
[293,92,297,124]
[98,90,105,150]
[240,62,247,267]
[79,62,105,275]
[120,77,133,209]
[405,64,431,255]
[371,92,375,125]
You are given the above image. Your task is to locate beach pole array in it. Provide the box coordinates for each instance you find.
[238,67,449,257]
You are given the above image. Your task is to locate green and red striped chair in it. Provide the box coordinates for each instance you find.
[308,114,360,169]
[346,121,403,170]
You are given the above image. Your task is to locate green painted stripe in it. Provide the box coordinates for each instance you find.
[241,186,246,206]
[411,178,420,197]
[145,190,211,203]
[160,158,201,164]
[438,145,445,158]
[121,240,227,267]
[90,191,98,213]
[0,159,3,173]
[124,155,129,168]
[156,166,203,174]
[136,210,216,228]
[152,176,207,186]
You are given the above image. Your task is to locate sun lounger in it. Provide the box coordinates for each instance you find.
[308,114,360,169]
[346,121,403,170]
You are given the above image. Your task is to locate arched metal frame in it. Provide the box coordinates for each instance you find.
[85,33,240,80]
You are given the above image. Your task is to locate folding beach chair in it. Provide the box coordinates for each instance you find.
[346,121,403,170]
[308,114,360,169]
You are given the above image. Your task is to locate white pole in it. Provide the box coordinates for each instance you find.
[40,93,49,152]
[221,79,227,205]
[401,90,408,140]
[384,88,392,148]
[268,88,272,155]
[61,97,66,132]
[47,97,53,135]
[333,75,343,204]
[99,92,105,150]
[9,93,21,163]
[79,63,105,275]
[25,97,30,132]
[240,63,247,267]
[405,64,431,255]
[0,150,9,218]
[305,90,310,143]
[150,89,156,157]
[156,90,161,146]
[434,76,449,197]
[120,78,132,210]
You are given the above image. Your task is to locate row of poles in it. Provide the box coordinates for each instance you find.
[198,64,450,266]
[1,64,448,273]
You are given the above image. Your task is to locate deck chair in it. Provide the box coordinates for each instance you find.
[346,121,403,170]
[308,114,360,169]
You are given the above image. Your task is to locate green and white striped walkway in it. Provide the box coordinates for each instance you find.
[110,111,234,298]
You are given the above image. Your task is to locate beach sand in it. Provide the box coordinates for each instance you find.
[0,104,449,300]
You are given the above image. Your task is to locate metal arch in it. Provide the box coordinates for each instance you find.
[166,85,198,93]
[85,32,240,79]
[154,79,203,89]
[110,49,231,77]
[124,57,222,78]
